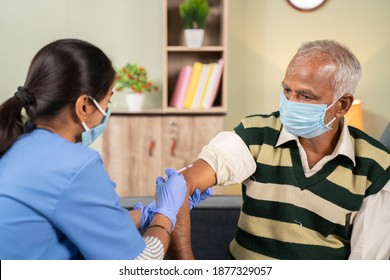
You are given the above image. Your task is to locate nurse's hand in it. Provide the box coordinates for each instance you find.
[134,187,211,231]
[155,168,187,230]
[133,200,156,232]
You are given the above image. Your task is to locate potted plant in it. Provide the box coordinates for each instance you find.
[114,63,158,112]
[179,0,209,48]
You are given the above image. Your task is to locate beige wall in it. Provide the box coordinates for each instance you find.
[1,0,389,154]
[0,0,164,151]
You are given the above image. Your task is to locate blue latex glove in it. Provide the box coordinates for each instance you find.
[133,187,211,231]
[189,188,212,210]
[155,168,187,230]
[133,200,156,232]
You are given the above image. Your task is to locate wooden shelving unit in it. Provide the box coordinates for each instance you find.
[162,0,228,113]
[103,0,228,196]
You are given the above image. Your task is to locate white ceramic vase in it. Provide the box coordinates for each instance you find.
[125,91,145,112]
[184,29,204,48]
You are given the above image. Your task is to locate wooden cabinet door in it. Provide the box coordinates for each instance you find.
[103,114,224,197]
[103,115,163,197]
[161,115,224,170]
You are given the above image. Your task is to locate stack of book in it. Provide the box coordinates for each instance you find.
[169,59,224,109]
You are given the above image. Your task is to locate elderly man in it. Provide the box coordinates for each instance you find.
[172,39,390,260]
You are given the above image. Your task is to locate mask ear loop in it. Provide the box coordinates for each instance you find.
[324,96,341,128]
[88,96,107,116]
[325,98,339,111]
[325,117,337,128]
[81,122,90,132]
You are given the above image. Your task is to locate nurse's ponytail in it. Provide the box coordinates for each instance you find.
[0,87,34,156]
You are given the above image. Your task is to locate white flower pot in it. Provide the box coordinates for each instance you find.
[184,29,204,48]
[125,92,145,112]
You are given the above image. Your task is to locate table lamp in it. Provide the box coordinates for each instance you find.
[345,99,364,131]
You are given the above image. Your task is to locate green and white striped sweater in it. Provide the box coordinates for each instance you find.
[230,111,390,259]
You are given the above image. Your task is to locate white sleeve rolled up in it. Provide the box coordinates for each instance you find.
[197,131,256,186]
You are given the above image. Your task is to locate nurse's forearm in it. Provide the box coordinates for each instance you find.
[144,213,173,253]
[129,210,141,229]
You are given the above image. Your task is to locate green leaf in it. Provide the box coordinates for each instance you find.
[179,0,209,29]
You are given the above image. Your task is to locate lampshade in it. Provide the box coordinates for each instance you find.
[345,99,364,131]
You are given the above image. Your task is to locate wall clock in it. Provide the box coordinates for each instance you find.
[287,0,328,11]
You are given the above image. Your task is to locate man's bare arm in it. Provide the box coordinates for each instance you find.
[167,159,217,259]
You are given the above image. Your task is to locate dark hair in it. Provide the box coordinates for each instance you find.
[0,39,115,156]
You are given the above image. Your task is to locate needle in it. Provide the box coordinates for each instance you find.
[177,164,193,173]
[163,164,193,180]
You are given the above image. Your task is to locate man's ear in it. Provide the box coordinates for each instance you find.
[336,93,354,118]
[74,94,90,122]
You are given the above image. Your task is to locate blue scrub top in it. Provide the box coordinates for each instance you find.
[0,129,145,259]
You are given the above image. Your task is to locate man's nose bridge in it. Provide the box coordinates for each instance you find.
[289,92,298,102]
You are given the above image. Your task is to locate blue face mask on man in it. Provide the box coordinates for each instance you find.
[81,96,111,146]
[279,93,338,139]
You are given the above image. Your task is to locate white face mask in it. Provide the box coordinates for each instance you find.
[80,96,111,146]
[279,93,338,139]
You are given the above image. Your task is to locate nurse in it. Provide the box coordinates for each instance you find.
[0,39,187,260]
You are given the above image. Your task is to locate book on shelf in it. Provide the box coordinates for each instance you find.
[183,61,203,109]
[169,65,193,108]
[201,59,224,108]
[169,59,224,109]
[199,62,218,108]
[190,63,211,108]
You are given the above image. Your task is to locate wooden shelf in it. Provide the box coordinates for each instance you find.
[111,107,226,116]
[166,46,225,52]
